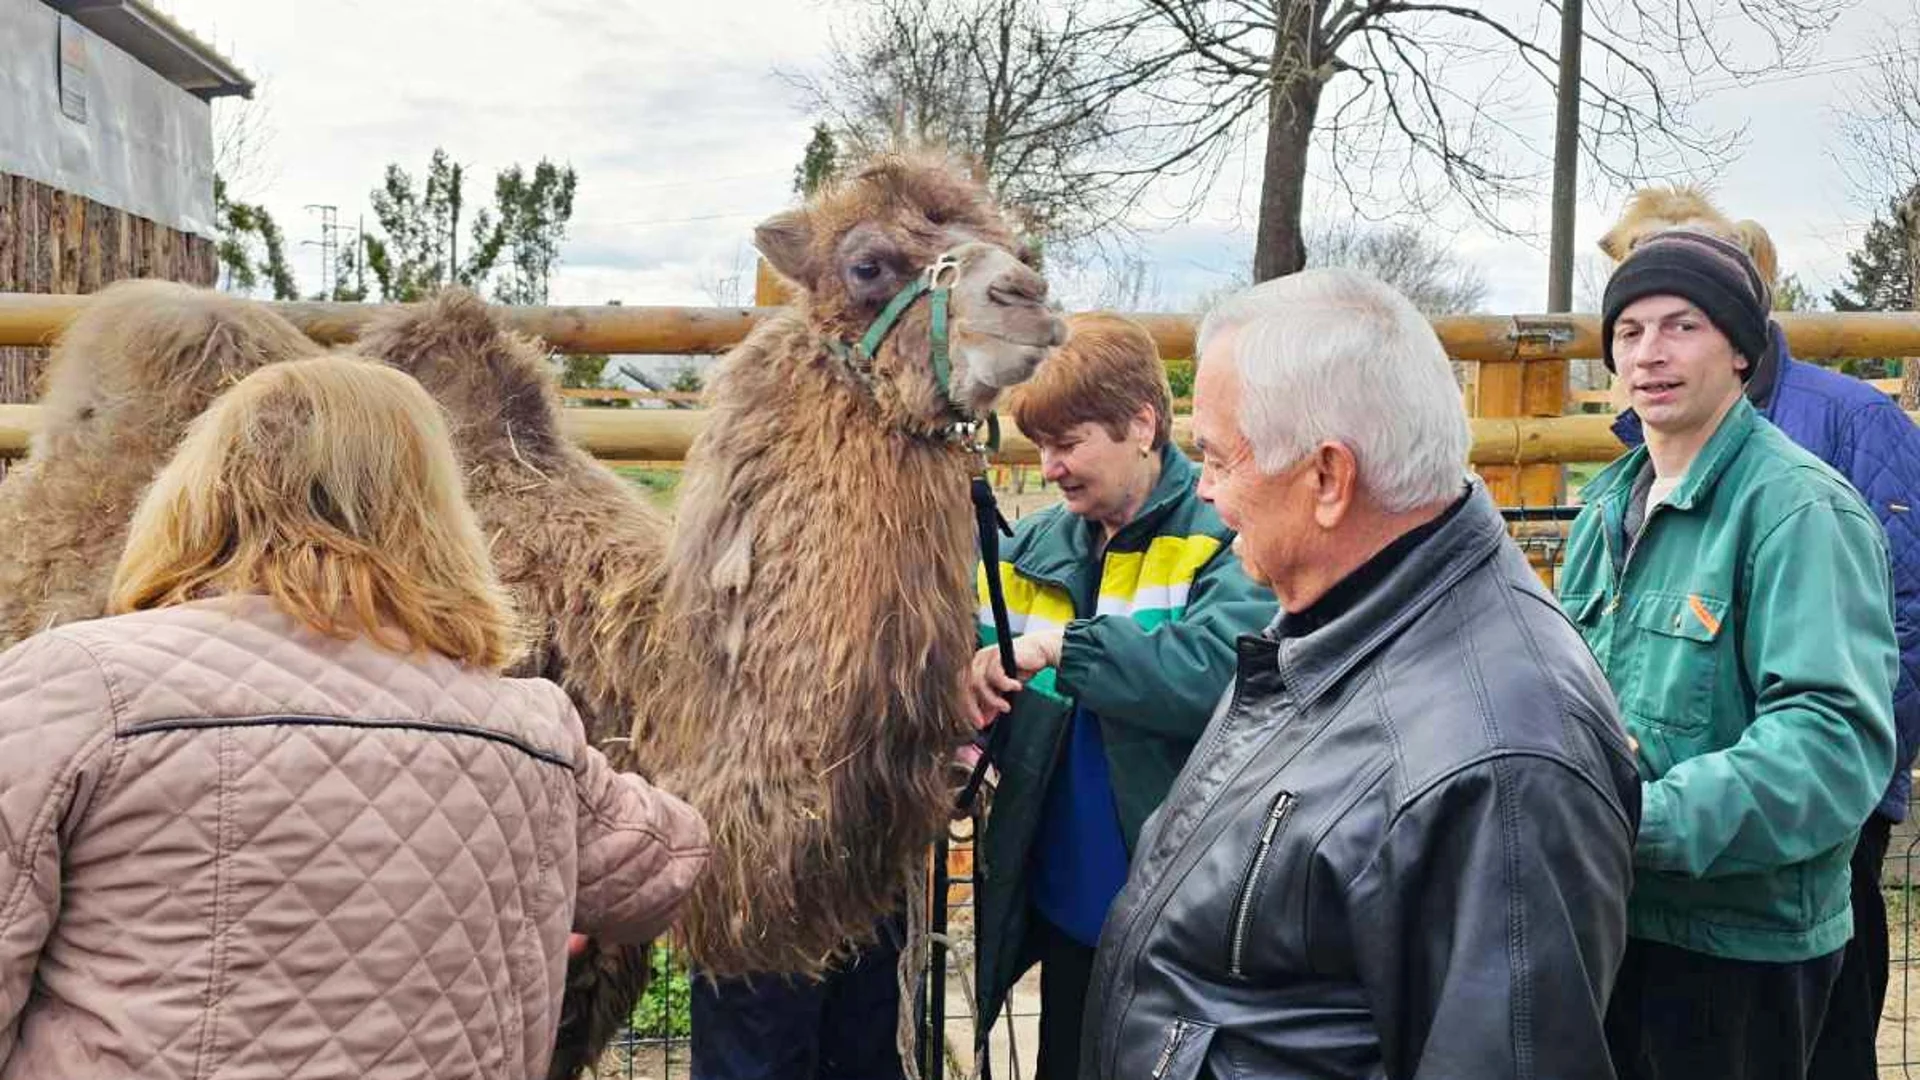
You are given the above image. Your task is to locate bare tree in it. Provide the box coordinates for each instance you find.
[1075,0,1849,282]
[212,89,276,203]
[1307,221,1486,314]
[1190,221,1486,314]
[790,0,1139,250]
[1836,3,1920,406]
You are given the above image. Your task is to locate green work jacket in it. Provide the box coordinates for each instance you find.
[1558,397,1898,961]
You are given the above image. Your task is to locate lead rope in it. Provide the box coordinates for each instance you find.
[956,472,1016,812]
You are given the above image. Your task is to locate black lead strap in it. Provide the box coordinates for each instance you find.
[956,474,1016,813]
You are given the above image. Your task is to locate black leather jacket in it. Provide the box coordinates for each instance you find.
[1083,485,1640,1080]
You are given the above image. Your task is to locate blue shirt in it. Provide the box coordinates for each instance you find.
[1030,704,1131,946]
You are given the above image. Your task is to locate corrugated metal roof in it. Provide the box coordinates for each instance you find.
[42,0,252,99]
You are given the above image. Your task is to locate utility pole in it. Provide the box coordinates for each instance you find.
[303,203,339,301]
[1547,0,1583,313]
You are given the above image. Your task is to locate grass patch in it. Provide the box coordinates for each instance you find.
[614,466,681,508]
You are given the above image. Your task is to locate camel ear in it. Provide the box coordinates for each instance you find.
[1731,219,1779,289]
[754,210,815,285]
[1597,222,1631,262]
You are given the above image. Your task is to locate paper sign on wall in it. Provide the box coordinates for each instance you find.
[57,14,86,123]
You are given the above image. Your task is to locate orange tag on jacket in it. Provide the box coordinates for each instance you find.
[1687,594,1721,637]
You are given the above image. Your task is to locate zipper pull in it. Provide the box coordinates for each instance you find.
[1151,1019,1190,1080]
[1259,792,1296,845]
[1606,593,1622,615]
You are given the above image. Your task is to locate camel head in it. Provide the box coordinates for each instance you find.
[752,151,1067,428]
[1597,184,1780,289]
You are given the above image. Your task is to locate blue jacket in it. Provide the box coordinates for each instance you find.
[1613,324,1920,821]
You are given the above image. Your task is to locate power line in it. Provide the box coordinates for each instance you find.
[618,169,786,193]
[571,209,766,228]
[302,204,339,300]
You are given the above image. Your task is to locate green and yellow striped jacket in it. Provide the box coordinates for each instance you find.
[971,445,1276,1040]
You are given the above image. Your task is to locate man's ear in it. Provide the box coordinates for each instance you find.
[754,209,814,285]
[1311,441,1358,529]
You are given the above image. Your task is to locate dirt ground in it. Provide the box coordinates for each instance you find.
[1881,816,1920,1077]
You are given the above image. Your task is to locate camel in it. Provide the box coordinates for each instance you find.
[0,151,1064,1078]
[637,151,1064,985]
[1597,183,1781,288]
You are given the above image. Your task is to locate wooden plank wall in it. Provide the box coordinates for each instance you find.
[0,171,216,406]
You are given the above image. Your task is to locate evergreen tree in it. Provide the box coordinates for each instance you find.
[1828,200,1914,314]
[793,123,840,196]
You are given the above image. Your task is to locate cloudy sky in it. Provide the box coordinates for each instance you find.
[156,0,1915,317]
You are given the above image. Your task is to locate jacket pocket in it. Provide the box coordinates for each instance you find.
[1150,1017,1220,1080]
[1226,789,1298,979]
[1625,591,1727,734]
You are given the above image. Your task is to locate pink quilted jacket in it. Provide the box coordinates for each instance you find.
[0,596,709,1080]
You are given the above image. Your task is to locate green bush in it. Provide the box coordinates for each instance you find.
[631,944,693,1038]
[1164,357,1195,401]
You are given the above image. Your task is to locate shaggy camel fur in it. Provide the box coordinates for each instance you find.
[1598,183,1781,287]
[352,290,670,754]
[0,279,320,646]
[641,152,1064,982]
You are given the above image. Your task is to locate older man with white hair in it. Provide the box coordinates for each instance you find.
[1081,268,1641,1080]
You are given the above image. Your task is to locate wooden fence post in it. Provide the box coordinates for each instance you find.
[754,258,793,307]
[1474,322,1571,588]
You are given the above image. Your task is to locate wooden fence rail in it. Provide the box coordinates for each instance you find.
[6,292,1920,362]
[0,403,1912,465]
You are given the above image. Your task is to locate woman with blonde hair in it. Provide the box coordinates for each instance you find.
[0,355,708,1080]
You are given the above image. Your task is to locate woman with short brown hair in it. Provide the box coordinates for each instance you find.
[0,355,707,1080]
[965,312,1275,1078]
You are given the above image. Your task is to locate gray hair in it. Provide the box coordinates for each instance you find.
[1195,267,1470,513]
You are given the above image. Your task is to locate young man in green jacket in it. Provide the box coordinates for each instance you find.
[1559,229,1899,1080]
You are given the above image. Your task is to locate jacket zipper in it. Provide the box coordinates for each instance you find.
[1150,1018,1192,1080]
[1599,495,1668,615]
[1227,790,1297,978]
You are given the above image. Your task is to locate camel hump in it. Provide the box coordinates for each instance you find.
[355,287,567,461]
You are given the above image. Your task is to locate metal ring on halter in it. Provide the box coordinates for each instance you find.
[925,251,964,290]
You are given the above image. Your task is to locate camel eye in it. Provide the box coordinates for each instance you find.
[926,208,949,226]
[852,261,882,281]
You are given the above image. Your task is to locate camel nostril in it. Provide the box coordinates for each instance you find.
[988,277,1046,308]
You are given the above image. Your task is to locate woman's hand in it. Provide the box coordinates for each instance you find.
[962,631,1066,729]
[965,644,1024,729]
[1009,629,1064,677]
